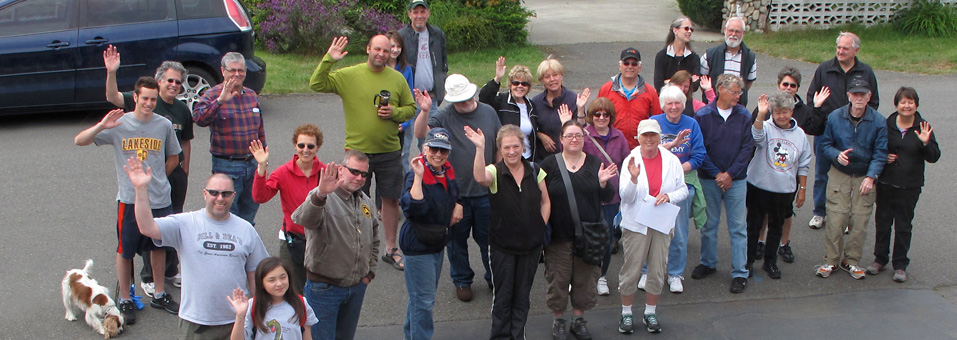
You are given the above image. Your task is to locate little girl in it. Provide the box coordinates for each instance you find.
[228,257,318,340]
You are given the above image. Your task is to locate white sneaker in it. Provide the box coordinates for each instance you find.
[597,276,610,296]
[668,276,684,293]
[167,273,182,288]
[637,274,647,290]
[142,282,155,298]
[808,215,825,229]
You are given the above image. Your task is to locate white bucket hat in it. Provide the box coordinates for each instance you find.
[444,74,477,103]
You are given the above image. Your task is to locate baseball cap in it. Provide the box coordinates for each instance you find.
[409,0,429,10]
[620,48,641,61]
[424,128,452,151]
[635,119,662,137]
[847,76,871,94]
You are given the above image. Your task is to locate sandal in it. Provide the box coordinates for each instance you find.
[382,248,405,271]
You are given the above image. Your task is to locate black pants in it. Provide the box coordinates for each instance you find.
[746,183,792,266]
[489,246,541,340]
[874,183,921,270]
[141,165,186,283]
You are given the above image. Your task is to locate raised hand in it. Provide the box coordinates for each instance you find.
[756,93,770,118]
[558,103,574,123]
[327,36,349,61]
[103,45,120,73]
[123,156,152,190]
[813,86,831,108]
[218,77,239,104]
[226,287,249,316]
[494,56,506,83]
[837,148,853,166]
[598,163,618,186]
[699,75,712,91]
[577,87,591,110]
[414,89,432,111]
[662,128,690,150]
[627,157,641,184]
[100,109,125,129]
[248,140,268,164]
[464,126,485,148]
[917,121,933,145]
[316,162,340,197]
[411,155,425,177]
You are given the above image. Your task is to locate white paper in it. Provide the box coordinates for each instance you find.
[634,195,680,234]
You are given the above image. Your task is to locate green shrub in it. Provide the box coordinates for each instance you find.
[677,0,723,29]
[428,0,535,51]
[894,0,957,37]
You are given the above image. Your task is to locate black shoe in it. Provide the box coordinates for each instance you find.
[729,277,748,293]
[569,317,592,340]
[763,262,782,279]
[779,242,795,263]
[119,300,137,325]
[691,264,716,279]
[745,262,754,278]
[151,292,180,314]
[552,318,568,340]
[755,242,765,260]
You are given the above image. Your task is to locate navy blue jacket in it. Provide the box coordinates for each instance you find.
[399,159,460,256]
[819,105,888,178]
[695,102,754,180]
[880,112,940,188]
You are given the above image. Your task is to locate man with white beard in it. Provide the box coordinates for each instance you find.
[700,17,757,106]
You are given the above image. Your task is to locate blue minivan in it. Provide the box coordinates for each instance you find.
[0,0,266,115]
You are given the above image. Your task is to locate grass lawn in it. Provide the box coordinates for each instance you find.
[746,24,957,75]
[257,45,545,94]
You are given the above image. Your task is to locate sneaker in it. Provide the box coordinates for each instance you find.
[893,269,908,283]
[569,318,592,340]
[815,264,835,278]
[691,264,716,279]
[808,215,825,229]
[729,277,748,293]
[755,242,765,260]
[637,274,647,290]
[840,261,866,280]
[643,313,662,333]
[668,276,684,293]
[779,242,795,263]
[763,262,782,279]
[150,293,180,314]
[618,314,634,334]
[597,277,610,296]
[844,226,850,234]
[866,262,885,275]
[166,273,182,288]
[455,285,473,302]
[141,282,155,298]
[552,318,568,340]
[119,300,137,325]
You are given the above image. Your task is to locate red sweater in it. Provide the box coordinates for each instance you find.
[252,155,325,235]
[599,78,661,150]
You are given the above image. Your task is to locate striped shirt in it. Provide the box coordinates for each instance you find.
[192,83,266,157]
[700,48,757,81]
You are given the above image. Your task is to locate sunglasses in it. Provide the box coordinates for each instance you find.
[344,166,371,178]
[679,26,694,32]
[165,78,183,85]
[592,111,611,118]
[511,80,531,87]
[205,189,235,198]
[780,82,798,89]
[621,60,640,67]
[297,143,316,150]
[427,147,450,155]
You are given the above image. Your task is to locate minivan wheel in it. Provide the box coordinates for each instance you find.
[178,67,216,111]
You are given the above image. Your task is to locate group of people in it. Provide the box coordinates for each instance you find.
[72,0,940,339]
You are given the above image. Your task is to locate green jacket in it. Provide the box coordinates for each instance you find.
[685,170,707,229]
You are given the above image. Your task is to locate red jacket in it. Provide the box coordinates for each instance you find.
[598,75,661,149]
[252,155,325,235]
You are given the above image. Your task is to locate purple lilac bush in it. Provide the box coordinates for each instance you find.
[255,0,402,53]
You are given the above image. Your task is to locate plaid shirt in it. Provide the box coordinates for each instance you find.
[193,83,266,157]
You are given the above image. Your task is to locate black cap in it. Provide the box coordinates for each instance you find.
[620,48,641,61]
[409,0,429,10]
[847,75,870,94]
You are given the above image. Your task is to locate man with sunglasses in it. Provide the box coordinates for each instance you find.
[125,161,269,339]
[292,150,381,340]
[599,47,662,150]
[103,45,194,298]
[699,17,757,107]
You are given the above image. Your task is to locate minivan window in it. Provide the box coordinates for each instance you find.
[177,0,225,20]
[0,0,73,37]
[84,0,173,27]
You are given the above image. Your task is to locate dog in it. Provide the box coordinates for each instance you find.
[62,259,124,338]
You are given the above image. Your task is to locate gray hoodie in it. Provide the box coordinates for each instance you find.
[747,118,812,193]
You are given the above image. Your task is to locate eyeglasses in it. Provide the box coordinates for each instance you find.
[297,143,316,150]
[205,189,235,198]
[726,29,744,35]
[224,67,246,74]
[780,82,798,89]
[165,78,183,85]
[621,60,640,67]
[721,88,744,96]
[562,133,584,140]
[427,147,450,155]
[592,111,611,118]
[344,166,371,178]
[511,80,531,87]
[679,26,694,32]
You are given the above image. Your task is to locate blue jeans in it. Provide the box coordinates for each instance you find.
[403,251,444,340]
[210,157,259,225]
[699,179,749,278]
[600,203,620,277]
[812,136,830,216]
[305,280,367,340]
[447,195,491,288]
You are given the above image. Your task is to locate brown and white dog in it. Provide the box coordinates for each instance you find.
[62,259,124,338]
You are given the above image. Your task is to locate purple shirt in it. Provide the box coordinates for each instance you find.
[582,124,630,204]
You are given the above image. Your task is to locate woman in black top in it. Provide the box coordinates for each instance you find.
[541,120,617,339]
[654,17,700,93]
[867,87,940,283]
[478,56,538,160]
